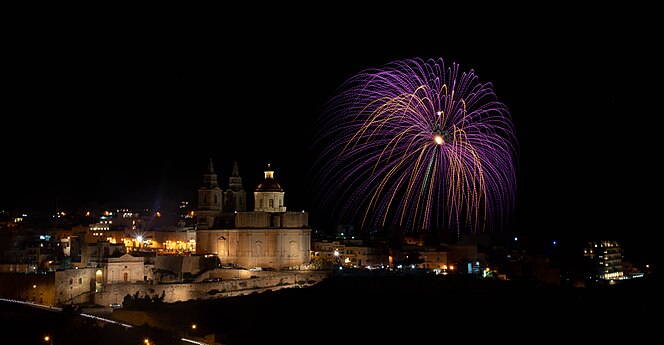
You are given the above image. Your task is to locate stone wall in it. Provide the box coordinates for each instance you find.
[236,212,269,228]
[1,269,330,308]
[55,268,97,305]
[282,211,308,228]
[94,271,329,306]
[198,268,252,281]
[154,255,202,274]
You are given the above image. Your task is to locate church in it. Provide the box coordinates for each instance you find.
[195,160,312,269]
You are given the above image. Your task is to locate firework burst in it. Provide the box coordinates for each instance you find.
[310,57,518,236]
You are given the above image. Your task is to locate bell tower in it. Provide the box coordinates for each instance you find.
[197,159,222,229]
[224,162,246,212]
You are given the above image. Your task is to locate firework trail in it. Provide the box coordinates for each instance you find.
[310,58,517,236]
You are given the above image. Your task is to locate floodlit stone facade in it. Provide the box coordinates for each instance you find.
[195,162,311,269]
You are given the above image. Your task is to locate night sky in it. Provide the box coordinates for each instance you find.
[2,8,659,251]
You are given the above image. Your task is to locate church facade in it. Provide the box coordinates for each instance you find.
[196,161,311,269]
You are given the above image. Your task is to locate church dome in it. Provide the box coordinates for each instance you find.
[256,163,284,192]
[256,178,283,192]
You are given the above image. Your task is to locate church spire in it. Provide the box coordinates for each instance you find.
[225,162,246,212]
[198,159,222,229]
[228,162,243,192]
[231,162,240,177]
[202,158,218,189]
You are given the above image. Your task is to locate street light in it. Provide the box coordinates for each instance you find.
[186,323,198,338]
[333,249,344,269]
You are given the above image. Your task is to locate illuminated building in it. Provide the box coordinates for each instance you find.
[583,240,624,282]
[196,161,311,269]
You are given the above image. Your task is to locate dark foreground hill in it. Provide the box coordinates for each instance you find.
[129,271,659,344]
[2,272,658,345]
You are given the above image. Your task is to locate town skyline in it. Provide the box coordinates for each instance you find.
[2,9,659,250]
[1,9,660,345]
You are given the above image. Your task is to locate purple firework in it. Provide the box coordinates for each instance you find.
[311,57,518,236]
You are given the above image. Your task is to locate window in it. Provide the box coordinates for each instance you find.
[260,199,264,208]
[254,241,263,257]
[269,199,274,207]
[78,278,82,284]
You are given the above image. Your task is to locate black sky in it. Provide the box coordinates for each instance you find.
[2,7,660,249]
